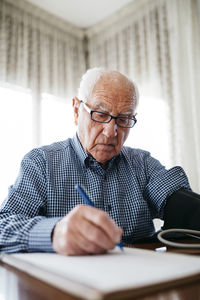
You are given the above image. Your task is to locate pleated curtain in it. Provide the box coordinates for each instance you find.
[0,0,200,192]
[0,0,86,98]
[87,0,200,192]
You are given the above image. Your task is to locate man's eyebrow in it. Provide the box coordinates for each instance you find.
[95,103,134,115]
[119,109,134,115]
[96,103,111,112]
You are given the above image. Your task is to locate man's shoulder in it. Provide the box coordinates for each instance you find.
[121,146,153,170]
[24,138,73,162]
[40,138,71,153]
[122,146,150,161]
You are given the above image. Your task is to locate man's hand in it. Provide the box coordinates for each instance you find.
[52,205,123,255]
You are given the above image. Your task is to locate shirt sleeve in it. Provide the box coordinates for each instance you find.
[0,149,60,253]
[144,154,191,220]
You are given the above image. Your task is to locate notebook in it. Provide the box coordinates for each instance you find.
[1,247,200,300]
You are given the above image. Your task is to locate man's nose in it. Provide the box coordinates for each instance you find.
[102,118,118,137]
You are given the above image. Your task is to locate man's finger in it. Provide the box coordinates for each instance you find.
[73,214,116,250]
[74,205,123,244]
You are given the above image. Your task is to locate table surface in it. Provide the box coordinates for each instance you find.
[0,240,200,300]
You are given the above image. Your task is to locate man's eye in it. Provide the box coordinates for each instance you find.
[98,113,106,118]
[118,118,128,123]
[94,112,108,121]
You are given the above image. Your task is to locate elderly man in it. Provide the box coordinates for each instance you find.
[0,68,199,255]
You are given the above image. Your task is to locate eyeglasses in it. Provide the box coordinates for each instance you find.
[80,100,137,128]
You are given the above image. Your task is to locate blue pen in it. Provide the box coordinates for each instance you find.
[75,184,123,251]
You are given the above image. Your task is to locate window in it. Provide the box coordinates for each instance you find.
[0,84,33,202]
[125,96,171,168]
[41,93,76,146]
[0,88,76,204]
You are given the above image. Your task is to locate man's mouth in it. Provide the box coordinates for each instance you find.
[97,143,115,149]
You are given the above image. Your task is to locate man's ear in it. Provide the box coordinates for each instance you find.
[72,97,81,126]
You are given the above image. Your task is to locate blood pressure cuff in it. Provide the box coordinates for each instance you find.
[163,188,200,230]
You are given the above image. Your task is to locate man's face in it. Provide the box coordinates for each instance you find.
[73,74,136,166]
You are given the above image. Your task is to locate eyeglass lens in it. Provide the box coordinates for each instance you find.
[91,111,135,128]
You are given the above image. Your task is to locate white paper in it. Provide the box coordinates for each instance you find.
[1,247,200,300]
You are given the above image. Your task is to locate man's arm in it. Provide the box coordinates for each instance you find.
[0,149,122,255]
[143,152,191,220]
[0,149,60,253]
[163,188,200,230]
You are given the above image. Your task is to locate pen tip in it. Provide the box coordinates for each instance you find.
[118,242,124,251]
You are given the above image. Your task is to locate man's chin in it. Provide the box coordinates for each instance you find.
[89,144,120,164]
[93,151,116,165]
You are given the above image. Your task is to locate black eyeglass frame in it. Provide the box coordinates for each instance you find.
[80,100,137,128]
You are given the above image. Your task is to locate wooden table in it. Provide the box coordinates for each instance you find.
[0,241,200,300]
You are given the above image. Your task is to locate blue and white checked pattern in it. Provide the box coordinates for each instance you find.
[0,134,190,253]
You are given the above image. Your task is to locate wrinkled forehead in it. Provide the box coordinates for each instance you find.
[88,74,136,114]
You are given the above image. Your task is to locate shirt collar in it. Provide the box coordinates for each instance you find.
[71,133,88,166]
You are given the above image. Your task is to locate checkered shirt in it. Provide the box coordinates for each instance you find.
[0,134,190,253]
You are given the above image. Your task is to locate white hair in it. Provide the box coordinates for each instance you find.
[78,67,139,109]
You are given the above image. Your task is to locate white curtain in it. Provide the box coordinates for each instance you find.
[0,0,86,145]
[87,0,200,192]
[0,0,86,98]
[0,0,199,192]
[166,0,200,193]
